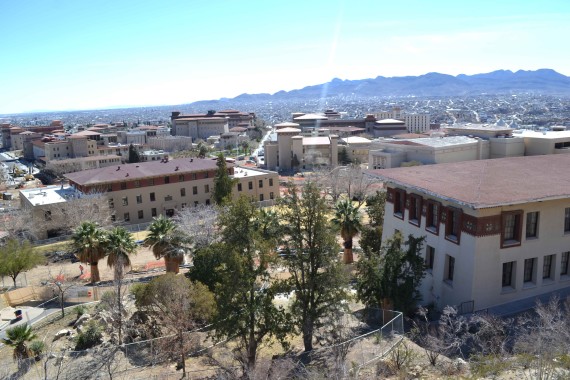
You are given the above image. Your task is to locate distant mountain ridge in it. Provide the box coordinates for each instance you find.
[193,69,570,106]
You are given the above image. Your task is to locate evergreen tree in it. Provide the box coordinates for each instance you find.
[331,199,362,264]
[213,153,237,205]
[356,232,426,314]
[212,196,289,376]
[338,147,351,165]
[279,182,348,352]
[366,190,387,228]
[0,239,45,287]
[128,143,141,163]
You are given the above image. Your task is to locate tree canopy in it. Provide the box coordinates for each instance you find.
[0,239,45,287]
[212,153,237,205]
[128,143,141,163]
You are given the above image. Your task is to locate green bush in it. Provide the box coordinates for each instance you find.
[75,321,102,350]
[95,290,116,312]
[470,354,511,378]
[29,340,45,360]
[74,305,87,318]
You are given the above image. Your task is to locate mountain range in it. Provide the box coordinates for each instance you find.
[194,69,570,106]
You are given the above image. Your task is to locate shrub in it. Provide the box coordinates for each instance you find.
[74,305,87,318]
[75,320,102,350]
[29,340,46,360]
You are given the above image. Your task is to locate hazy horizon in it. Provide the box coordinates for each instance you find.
[1,0,569,114]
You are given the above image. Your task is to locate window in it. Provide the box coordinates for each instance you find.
[205,199,210,205]
[270,192,274,200]
[565,208,570,232]
[178,174,184,181]
[260,194,264,201]
[425,246,435,270]
[164,176,170,184]
[180,188,186,197]
[181,202,187,209]
[107,184,113,192]
[426,200,440,234]
[122,197,128,206]
[561,252,569,276]
[205,171,209,178]
[194,201,199,207]
[138,210,144,219]
[136,195,142,204]
[204,184,210,193]
[524,258,535,283]
[150,192,155,202]
[44,210,52,221]
[445,255,455,283]
[543,254,554,280]
[191,173,196,180]
[526,212,539,238]
[151,208,157,217]
[165,195,173,201]
[108,199,114,209]
[111,214,116,222]
[124,212,130,222]
[269,178,273,186]
[501,211,523,248]
[248,181,253,190]
[259,179,263,188]
[149,178,155,186]
[393,189,405,219]
[445,207,461,243]
[121,182,127,190]
[409,194,422,226]
[238,183,242,191]
[135,180,140,188]
[502,261,515,287]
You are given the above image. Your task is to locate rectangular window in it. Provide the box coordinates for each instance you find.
[445,255,455,282]
[111,214,116,222]
[238,183,242,191]
[136,195,142,204]
[192,173,196,180]
[121,182,127,190]
[426,200,440,234]
[194,201,199,207]
[164,176,170,184]
[204,184,210,193]
[425,246,435,270]
[151,208,157,217]
[122,197,128,206]
[502,261,514,287]
[205,199,210,205]
[135,180,141,188]
[269,178,273,186]
[502,211,523,248]
[181,203,187,209]
[165,195,172,202]
[107,184,113,192]
[149,178,155,186]
[543,254,554,279]
[150,192,155,202]
[205,171,209,178]
[138,210,144,219]
[108,199,114,209]
[445,208,461,243]
[526,212,539,238]
[561,252,569,275]
[270,192,274,200]
[180,188,186,197]
[178,175,184,182]
[409,194,422,226]
[124,212,130,222]
[260,194,264,201]
[393,189,405,219]
[248,181,253,190]
[524,258,535,283]
[193,186,198,195]
[565,208,570,232]
[259,179,263,188]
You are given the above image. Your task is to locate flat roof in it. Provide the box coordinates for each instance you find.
[232,167,270,178]
[65,158,223,186]
[367,154,570,209]
[342,136,371,144]
[514,130,570,139]
[303,136,330,146]
[445,123,513,132]
[20,185,77,207]
[376,118,405,124]
[293,113,328,120]
[383,136,478,148]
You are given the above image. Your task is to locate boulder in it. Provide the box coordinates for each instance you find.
[54,329,72,341]
[74,313,91,328]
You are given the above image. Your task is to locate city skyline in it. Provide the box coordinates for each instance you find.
[1,0,569,114]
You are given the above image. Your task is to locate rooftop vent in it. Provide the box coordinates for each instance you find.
[126,173,129,177]
[190,158,193,162]
[116,166,120,171]
[175,166,179,171]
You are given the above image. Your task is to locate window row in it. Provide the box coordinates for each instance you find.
[502,252,570,288]
[110,171,216,192]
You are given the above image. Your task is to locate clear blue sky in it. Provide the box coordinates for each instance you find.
[1,0,569,114]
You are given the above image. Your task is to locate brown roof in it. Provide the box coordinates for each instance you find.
[367,155,570,209]
[65,158,226,186]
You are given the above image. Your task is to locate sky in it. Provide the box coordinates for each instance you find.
[1,0,569,114]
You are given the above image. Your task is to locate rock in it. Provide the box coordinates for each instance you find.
[54,329,72,341]
[453,358,467,370]
[74,313,91,328]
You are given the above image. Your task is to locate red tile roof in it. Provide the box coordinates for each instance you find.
[367,155,570,209]
[65,158,226,186]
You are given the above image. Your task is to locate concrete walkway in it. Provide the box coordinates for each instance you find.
[484,286,570,317]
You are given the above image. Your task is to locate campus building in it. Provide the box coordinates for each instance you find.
[375,106,431,133]
[170,110,255,140]
[64,158,279,224]
[369,154,570,311]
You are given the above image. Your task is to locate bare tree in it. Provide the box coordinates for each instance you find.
[308,164,376,207]
[314,307,355,379]
[47,269,81,317]
[0,207,37,241]
[174,204,219,250]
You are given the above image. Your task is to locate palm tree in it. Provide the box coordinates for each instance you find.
[72,222,107,282]
[332,199,362,264]
[105,227,137,281]
[2,324,36,364]
[144,215,190,274]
